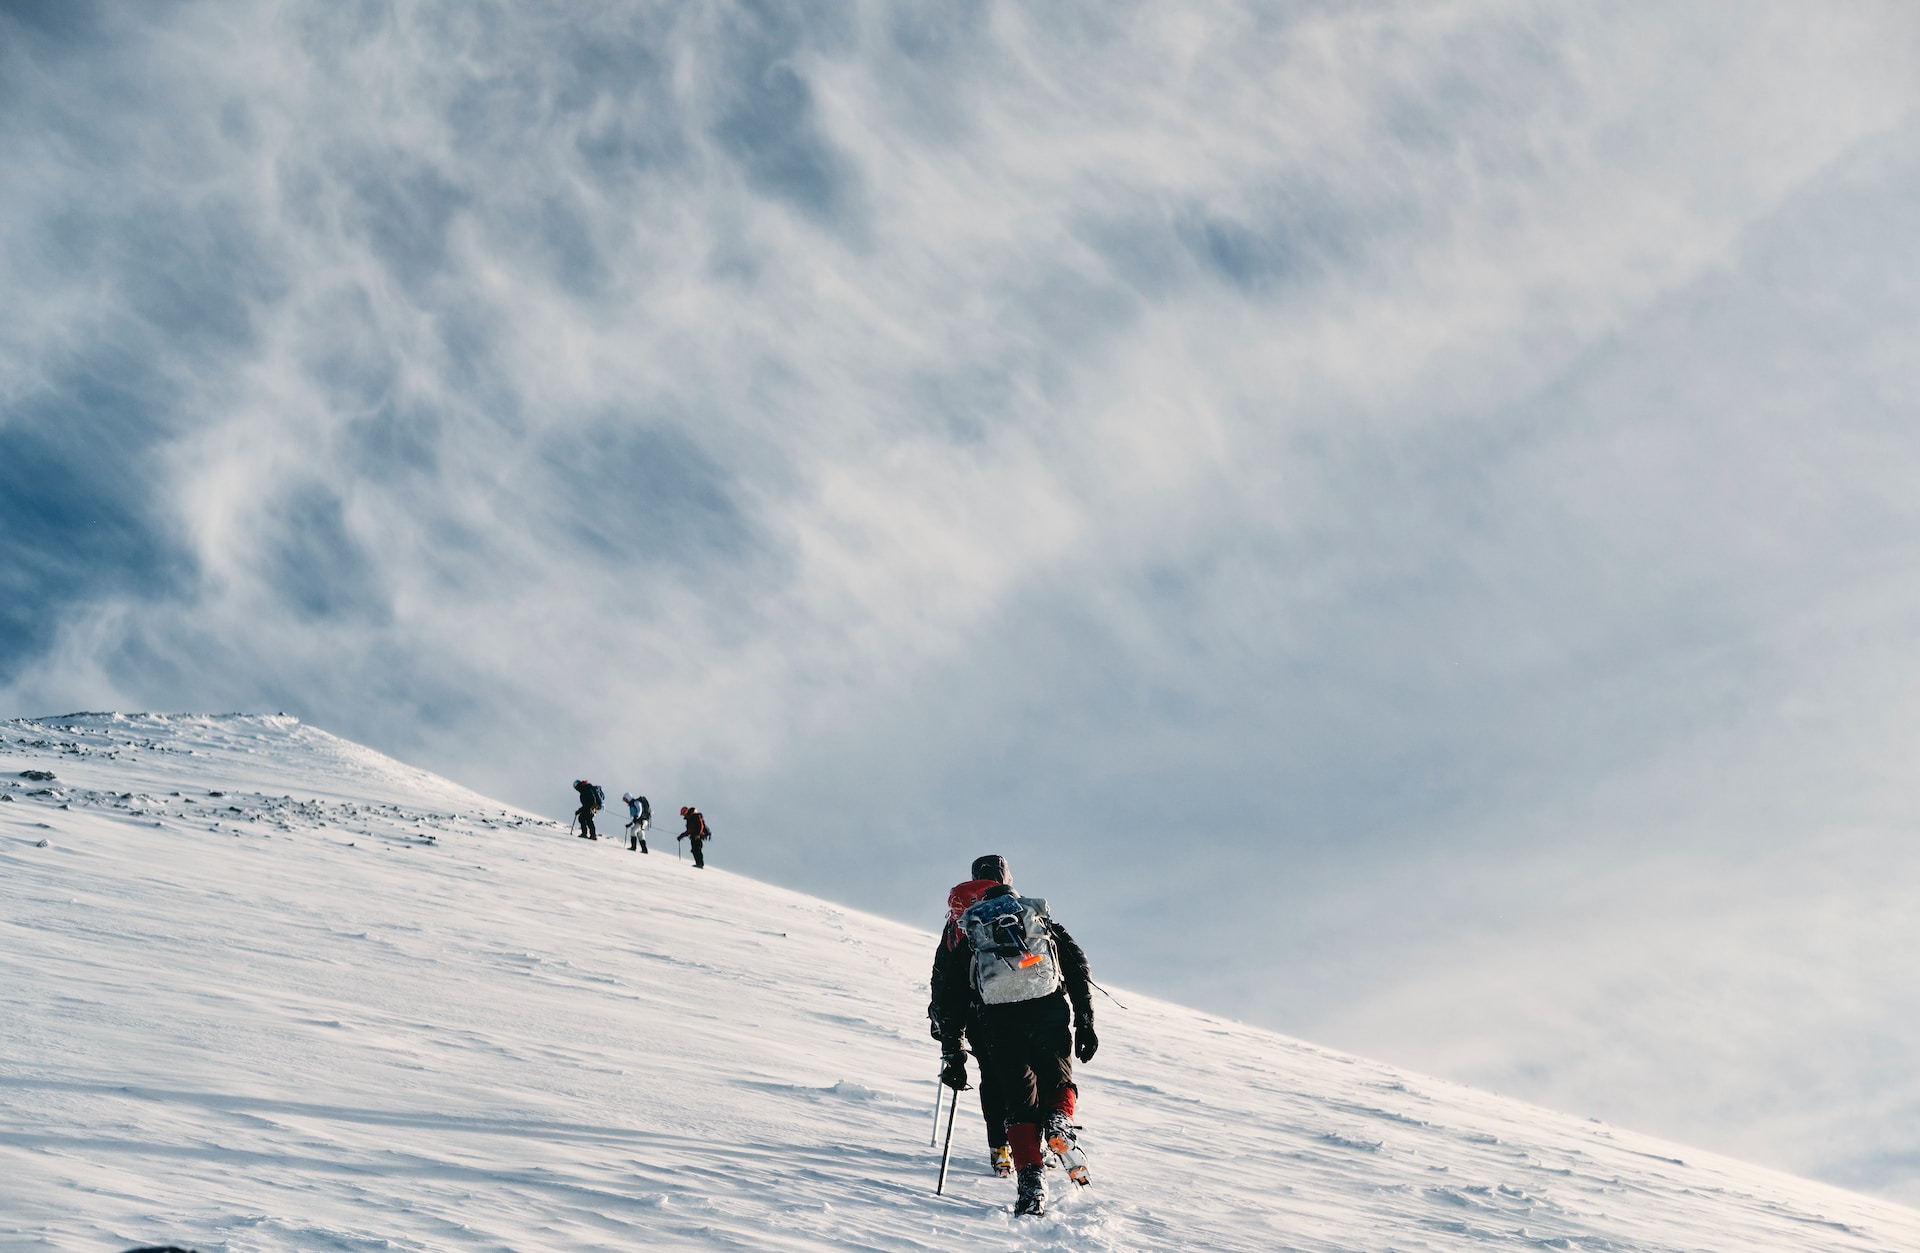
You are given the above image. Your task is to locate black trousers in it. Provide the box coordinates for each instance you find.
[976,993,1073,1125]
[975,1052,1008,1148]
[577,806,597,838]
[688,837,706,867]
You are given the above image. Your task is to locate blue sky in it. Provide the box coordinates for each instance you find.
[7,0,1920,1200]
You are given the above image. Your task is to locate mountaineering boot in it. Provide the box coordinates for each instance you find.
[1014,1164,1046,1216]
[991,1144,1012,1176]
[1044,1113,1091,1187]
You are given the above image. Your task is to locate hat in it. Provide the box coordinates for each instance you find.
[970,854,1009,884]
[622,793,634,803]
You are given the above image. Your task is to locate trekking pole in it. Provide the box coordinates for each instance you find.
[929,1075,946,1146]
[933,1082,960,1189]
[934,1081,962,1195]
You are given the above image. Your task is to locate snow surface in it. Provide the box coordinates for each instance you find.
[3,713,1916,1253]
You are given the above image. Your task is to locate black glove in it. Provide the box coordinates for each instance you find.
[1074,1021,1099,1063]
[940,1045,970,1090]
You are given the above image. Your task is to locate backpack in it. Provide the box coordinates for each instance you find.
[638,796,651,823]
[943,879,995,952]
[592,784,605,809]
[960,894,1063,1006]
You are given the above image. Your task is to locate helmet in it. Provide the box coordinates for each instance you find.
[679,806,691,816]
[622,792,633,803]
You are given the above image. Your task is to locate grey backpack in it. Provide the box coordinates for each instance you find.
[961,894,1064,1005]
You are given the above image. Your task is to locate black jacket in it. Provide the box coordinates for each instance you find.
[929,885,1092,1044]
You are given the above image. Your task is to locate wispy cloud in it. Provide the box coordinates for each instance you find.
[6,0,1920,1198]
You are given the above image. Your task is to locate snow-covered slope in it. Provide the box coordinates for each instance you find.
[3,714,1915,1252]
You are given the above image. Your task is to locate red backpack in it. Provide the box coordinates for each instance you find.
[943,878,998,950]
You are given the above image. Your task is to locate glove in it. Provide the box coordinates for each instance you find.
[1074,1021,1099,1063]
[940,1045,971,1090]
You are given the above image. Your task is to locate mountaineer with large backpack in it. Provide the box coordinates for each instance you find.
[928,873,1013,1177]
[677,805,711,868]
[572,779,604,840]
[623,793,651,852]
[929,854,1098,1217]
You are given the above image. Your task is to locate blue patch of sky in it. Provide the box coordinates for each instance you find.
[439,8,691,182]
[1172,177,1409,299]
[540,418,759,571]
[1180,211,1309,297]
[0,349,197,681]
[557,22,689,176]
[343,403,443,484]
[346,163,471,294]
[869,0,993,144]
[266,484,390,626]
[711,0,865,233]
[532,191,606,301]
[0,0,103,44]
[1001,258,1142,380]
[902,362,1021,447]
[290,0,397,76]
[125,201,283,349]
[300,299,447,487]
[433,303,526,435]
[884,0,990,64]
[1069,177,1403,311]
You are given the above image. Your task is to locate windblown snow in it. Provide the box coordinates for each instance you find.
[2,713,1914,1252]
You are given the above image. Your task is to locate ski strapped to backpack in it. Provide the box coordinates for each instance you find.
[960,894,1063,1005]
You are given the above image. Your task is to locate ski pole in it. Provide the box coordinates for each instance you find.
[935,1080,961,1195]
[930,1074,946,1146]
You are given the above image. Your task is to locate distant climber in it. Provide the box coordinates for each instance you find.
[573,779,603,840]
[623,792,651,853]
[929,872,1013,1177]
[677,805,710,868]
[929,853,1097,1217]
